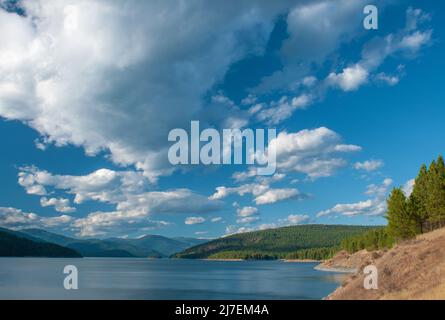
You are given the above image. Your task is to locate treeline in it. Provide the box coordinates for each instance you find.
[207,247,339,261]
[387,155,445,240]
[341,228,394,254]
[208,251,278,260]
[285,247,339,260]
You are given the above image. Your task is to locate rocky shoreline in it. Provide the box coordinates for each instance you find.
[314,265,357,273]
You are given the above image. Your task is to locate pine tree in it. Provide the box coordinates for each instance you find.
[427,156,445,228]
[386,188,415,240]
[407,164,429,233]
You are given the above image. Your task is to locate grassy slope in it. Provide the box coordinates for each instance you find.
[173,225,376,260]
[328,227,445,300]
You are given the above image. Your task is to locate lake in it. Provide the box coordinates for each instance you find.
[0,258,346,300]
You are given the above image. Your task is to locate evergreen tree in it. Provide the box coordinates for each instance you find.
[341,228,394,253]
[408,164,429,233]
[386,188,415,240]
[426,156,445,228]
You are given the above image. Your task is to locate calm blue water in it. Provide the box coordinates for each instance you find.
[0,258,345,300]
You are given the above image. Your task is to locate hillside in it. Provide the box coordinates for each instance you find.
[21,229,147,257]
[0,228,81,258]
[327,227,445,300]
[173,225,376,260]
[22,229,205,258]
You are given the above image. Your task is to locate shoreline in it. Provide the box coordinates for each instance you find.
[203,258,323,263]
[204,258,323,263]
[282,259,320,263]
[314,265,357,273]
[203,258,244,261]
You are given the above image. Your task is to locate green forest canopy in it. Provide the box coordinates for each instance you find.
[173,225,376,260]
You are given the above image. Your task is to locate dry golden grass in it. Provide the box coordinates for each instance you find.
[327,227,445,300]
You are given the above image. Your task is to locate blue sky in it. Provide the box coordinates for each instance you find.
[0,0,444,239]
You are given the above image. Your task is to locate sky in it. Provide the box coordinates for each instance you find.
[0,0,444,239]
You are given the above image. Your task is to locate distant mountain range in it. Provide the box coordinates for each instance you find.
[173,225,376,260]
[0,227,207,258]
[0,228,81,258]
[1,225,377,260]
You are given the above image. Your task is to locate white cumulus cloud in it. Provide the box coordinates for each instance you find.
[354,160,384,172]
[327,64,369,92]
[40,197,76,213]
[0,207,73,230]
[185,217,206,225]
[0,0,294,181]
[317,178,393,218]
[285,214,310,225]
[269,127,362,179]
[254,189,303,205]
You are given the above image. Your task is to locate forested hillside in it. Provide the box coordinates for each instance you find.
[0,228,81,257]
[173,225,375,260]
